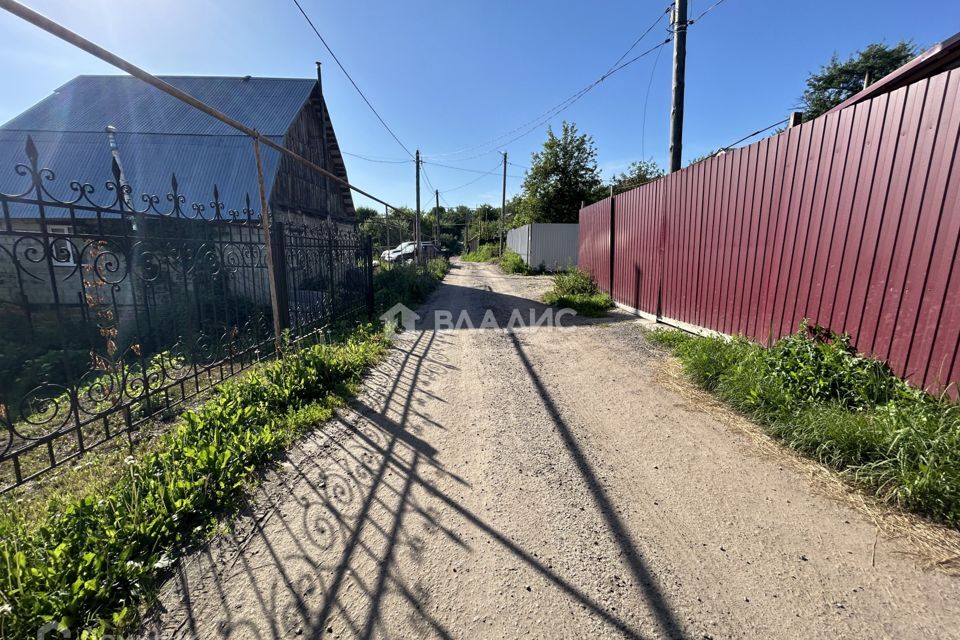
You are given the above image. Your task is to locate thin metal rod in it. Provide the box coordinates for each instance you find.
[0,0,399,211]
[253,138,284,352]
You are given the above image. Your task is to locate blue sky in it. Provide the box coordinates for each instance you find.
[1,0,958,211]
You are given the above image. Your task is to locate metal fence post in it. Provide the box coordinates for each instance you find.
[364,235,375,320]
[252,137,285,352]
[271,221,291,333]
[326,221,337,327]
[608,188,616,297]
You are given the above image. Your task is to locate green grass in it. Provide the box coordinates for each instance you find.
[461,243,500,262]
[0,261,448,638]
[499,250,531,275]
[648,322,960,525]
[542,268,615,317]
[374,258,448,312]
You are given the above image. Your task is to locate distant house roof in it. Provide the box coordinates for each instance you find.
[0,75,322,216]
[827,31,960,115]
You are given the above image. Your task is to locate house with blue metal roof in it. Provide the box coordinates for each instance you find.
[0,69,356,225]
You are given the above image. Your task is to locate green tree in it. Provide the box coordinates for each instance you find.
[514,121,604,226]
[686,149,725,167]
[609,159,665,194]
[355,206,381,228]
[801,41,917,120]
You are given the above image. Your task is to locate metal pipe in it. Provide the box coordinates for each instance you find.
[0,0,399,211]
[253,138,284,353]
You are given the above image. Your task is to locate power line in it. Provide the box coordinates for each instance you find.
[689,0,728,24]
[291,0,415,159]
[607,4,672,72]
[341,150,411,164]
[420,161,437,194]
[719,118,789,152]
[641,37,666,159]
[442,160,504,193]
[485,39,672,154]
[424,159,522,179]
[424,7,671,160]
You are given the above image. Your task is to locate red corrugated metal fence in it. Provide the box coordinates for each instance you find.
[578,67,960,391]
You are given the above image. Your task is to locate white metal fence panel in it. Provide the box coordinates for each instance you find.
[506,223,579,271]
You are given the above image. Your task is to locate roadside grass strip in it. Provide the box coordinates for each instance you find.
[649,323,960,526]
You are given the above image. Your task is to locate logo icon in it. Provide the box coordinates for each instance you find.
[380,302,420,331]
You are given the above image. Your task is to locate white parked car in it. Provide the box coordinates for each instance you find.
[381,241,416,263]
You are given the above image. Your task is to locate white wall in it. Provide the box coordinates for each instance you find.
[506,223,578,271]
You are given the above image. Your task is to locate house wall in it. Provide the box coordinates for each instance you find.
[270,88,355,228]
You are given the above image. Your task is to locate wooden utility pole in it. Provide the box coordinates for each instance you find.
[435,189,440,244]
[499,151,507,255]
[668,0,687,173]
[415,149,422,262]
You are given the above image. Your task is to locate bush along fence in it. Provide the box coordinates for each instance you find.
[0,137,375,491]
[580,65,960,392]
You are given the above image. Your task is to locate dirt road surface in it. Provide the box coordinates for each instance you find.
[142,260,960,640]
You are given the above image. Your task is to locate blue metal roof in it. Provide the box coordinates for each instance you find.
[0,75,316,218]
[2,75,317,136]
[0,130,282,218]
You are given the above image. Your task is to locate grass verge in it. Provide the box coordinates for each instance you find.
[648,322,960,525]
[374,258,448,311]
[543,268,614,318]
[461,243,500,262]
[0,261,447,638]
[499,250,531,275]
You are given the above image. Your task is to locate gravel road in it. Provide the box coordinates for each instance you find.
[142,260,960,640]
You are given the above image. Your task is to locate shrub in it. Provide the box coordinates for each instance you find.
[651,322,960,524]
[461,243,500,262]
[373,260,447,312]
[499,250,531,275]
[543,268,614,317]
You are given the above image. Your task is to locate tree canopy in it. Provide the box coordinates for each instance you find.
[801,41,917,121]
[609,159,665,195]
[512,121,604,227]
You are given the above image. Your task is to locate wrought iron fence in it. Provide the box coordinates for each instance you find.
[0,137,373,491]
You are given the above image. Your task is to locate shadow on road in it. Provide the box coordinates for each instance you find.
[147,282,680,639]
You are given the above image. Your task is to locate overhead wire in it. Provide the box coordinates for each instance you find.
[640,36,666,159]
[688,0,728,24]
[291,0,415,159]
[424,159,522,179]
[718,118,789,153]
[341,150,411,164]
[423,6,672,160]
[481,39,672,155]
[441,160,504,193]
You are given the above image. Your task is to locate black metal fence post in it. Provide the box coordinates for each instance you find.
[270,221,291,335]
[364,235,375,320]
[326,222,337,327]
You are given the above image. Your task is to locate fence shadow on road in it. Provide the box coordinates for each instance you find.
[144,322,677,639]
[507,331,688,639]
[413,281,637,332]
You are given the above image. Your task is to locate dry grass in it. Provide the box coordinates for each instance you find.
[654,353,960,575]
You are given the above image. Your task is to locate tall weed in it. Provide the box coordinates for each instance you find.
[649,323,960,524]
